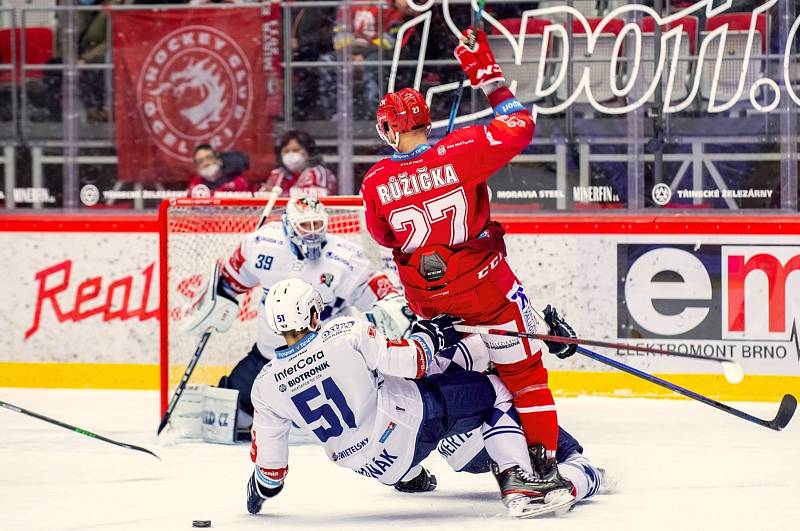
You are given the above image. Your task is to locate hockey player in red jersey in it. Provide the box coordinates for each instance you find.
[361,29,577,511]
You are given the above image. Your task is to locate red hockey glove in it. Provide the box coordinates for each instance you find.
[454,28,504,88]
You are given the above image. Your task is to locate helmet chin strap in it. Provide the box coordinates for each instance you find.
[376,123,401,151]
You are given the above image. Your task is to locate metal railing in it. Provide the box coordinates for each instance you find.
[0,0,797,210]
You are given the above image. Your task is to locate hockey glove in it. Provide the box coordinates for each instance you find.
[542,305,577,359]
[454,28,504,88]
[394,465,437,493]
[246,470,284,515]
[410,315,462,356]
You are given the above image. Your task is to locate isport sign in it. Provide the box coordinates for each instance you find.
[618,244,800,346]
[393,0,800,126]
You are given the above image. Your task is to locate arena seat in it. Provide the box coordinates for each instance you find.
[555,17,625,104]
[632,16,698,104]
[489,18,552,104]
[699,13,767,104]
[0,26,53,84]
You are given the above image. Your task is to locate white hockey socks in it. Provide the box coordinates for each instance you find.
[481,375,532,474]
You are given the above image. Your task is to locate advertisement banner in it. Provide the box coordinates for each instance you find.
[0,233,159,366]
[2,216,798,400]
[111,8,274,182]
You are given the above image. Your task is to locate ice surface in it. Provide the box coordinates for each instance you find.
[1,389,798,531]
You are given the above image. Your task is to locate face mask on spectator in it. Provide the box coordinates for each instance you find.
[282,152,308,174]
[200,163,221,180]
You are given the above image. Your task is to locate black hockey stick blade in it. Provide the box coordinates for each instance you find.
[0,400,160,459]
[769,394,797,431]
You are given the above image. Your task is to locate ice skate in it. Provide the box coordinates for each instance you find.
[491,462,575,518]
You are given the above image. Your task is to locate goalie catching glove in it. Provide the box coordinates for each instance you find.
[366,293,416,339]
[454,28,505,89]
[542,305,577,359]
[184,262,240,336]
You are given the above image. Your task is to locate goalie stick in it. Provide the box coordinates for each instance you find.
[455,326,796,431]
[157,330,211,435]
[157,186,283,436]
[1,400,160,459]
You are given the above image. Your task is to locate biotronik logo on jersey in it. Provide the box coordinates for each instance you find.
[137,26,254,162]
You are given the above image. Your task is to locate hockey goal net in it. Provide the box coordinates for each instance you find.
[158,196,392,414]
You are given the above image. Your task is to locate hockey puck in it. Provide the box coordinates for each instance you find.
[192,520,211,528]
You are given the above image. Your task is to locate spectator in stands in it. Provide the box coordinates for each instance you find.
[37,0,122,122]
[259,130,337,198]
[291,2,336,120]
[187,145,252,198]
[318,0,414,119]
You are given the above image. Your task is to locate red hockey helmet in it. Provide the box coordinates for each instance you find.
[376,88,431,149]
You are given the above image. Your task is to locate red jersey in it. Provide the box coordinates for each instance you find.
[362,87,533,256]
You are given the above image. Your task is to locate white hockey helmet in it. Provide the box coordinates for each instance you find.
[282,196,329,260]
[264,278,324,335]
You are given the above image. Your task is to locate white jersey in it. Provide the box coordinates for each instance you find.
[250,317,429,485]
[222,221,398,354]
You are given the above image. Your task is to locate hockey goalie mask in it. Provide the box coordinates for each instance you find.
[265,278,324,335]
[283,196,329,261]
[376,88,431,150]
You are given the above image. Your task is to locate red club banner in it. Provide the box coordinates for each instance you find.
[111,7,277,183]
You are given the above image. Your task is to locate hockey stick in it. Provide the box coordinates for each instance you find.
[454,326,796,431]
[1,399,160,459]
[446,0,486,134]
[157,330,211,435]
[257,185,283,229]
[454,325,744,384]
[158,186,282,435]
[574,346,796,432]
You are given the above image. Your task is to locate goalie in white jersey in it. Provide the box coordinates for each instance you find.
[186,196,413,429]
[246,279,576,519]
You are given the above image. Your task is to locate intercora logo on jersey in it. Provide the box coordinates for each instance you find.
[273,351,329,390]
[618,244,800,349]
[137,26,253,162]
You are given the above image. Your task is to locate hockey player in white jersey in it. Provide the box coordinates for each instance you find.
[185,196,414,427]
[430,334,614,505]
[246,279,576,519]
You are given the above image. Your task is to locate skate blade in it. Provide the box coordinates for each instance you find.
[508,489,575,519]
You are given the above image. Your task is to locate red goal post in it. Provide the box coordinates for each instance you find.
[157,196,387,414]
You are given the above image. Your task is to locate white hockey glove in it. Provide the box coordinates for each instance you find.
[184,262,240,336]
[366,294,416,338]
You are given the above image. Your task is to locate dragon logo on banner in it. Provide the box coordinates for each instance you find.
[112,7,278,183]
[137,26,253,163]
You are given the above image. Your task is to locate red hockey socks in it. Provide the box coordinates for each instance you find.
[495,357,559,451]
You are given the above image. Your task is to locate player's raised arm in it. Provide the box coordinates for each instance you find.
[453,28,535,176]
[354,315,460,379]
